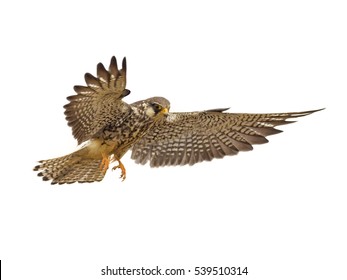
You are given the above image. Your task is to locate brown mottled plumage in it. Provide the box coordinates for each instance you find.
[131,109,322,167]
[34,56,322,184]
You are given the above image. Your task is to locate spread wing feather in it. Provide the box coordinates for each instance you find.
[64,56,131,144]
[131,109,322,167]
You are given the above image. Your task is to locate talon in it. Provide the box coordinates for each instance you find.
[112,159,127,181]
[99,152,110,174]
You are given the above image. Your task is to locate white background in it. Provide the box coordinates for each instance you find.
[0,1,346,279]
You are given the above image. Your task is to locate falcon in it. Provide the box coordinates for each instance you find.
[33,56,322,184]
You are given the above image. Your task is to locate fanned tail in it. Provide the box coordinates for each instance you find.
[33,151,105,184]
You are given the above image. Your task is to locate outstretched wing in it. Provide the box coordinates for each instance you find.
[64,56,131,144]
[131,108,322,167]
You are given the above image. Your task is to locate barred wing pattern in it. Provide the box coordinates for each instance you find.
[131,109,321,167]
[64,56,131,144]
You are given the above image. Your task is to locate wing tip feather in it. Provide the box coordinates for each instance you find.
[122,57,127,72]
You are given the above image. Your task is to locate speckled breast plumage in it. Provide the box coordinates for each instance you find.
[95,104,158,159]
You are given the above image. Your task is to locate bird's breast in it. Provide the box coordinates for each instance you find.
[95,112,156,157]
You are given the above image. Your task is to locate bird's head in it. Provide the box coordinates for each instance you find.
[144,97,170,119]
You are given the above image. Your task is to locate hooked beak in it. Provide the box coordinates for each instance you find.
[161,107,169,115]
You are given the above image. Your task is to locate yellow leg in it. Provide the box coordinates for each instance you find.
[111,156,127,181]
[99,152,110,174]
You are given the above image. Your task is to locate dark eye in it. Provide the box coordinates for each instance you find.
[152,103,162,113]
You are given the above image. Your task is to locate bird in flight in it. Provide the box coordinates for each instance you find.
[34,56,322,184]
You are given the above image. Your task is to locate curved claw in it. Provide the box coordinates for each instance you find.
[112,160,127,181]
